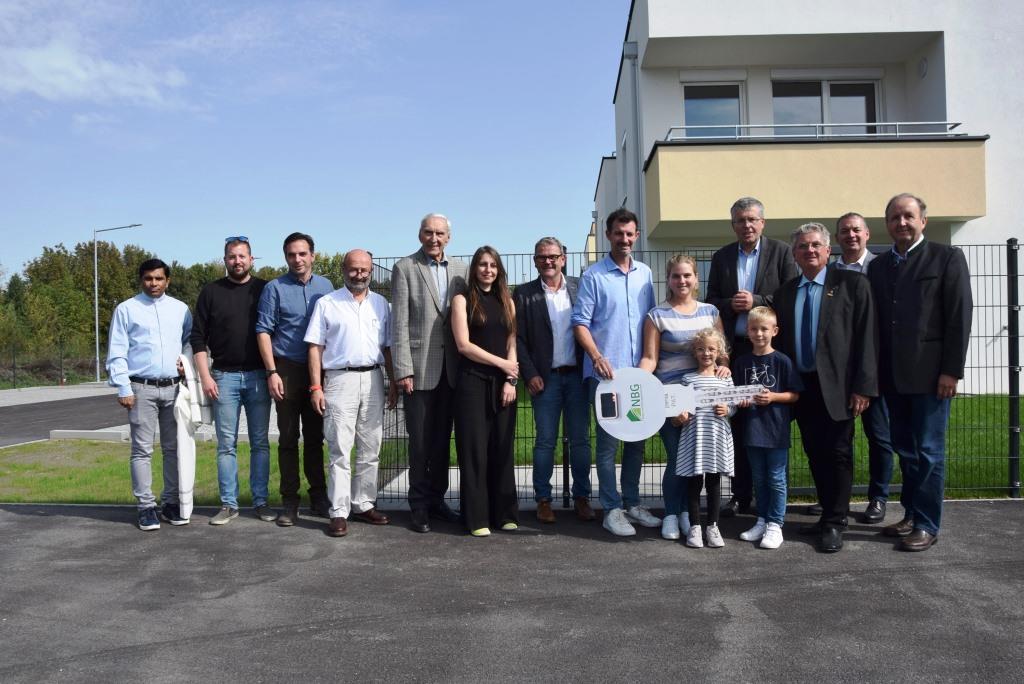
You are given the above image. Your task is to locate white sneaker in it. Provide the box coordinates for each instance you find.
[759,522,784,549]
[680,512,691,536]
[602,507,636,537]
[661,514,680,540]
[686,524,704,548]
[706,523,725,548]
[740,517,767,542]
[625,505,661,528]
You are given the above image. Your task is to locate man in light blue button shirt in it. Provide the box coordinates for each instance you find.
[573,208,659,536]
[106,258,192,531]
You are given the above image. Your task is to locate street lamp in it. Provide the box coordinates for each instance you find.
[94,224,142,382]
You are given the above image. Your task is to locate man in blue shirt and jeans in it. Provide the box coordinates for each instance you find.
[256,232,334,526]
[106,258,192,531]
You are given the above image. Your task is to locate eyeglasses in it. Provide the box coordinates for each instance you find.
[795,242,828,251]
[225,236,249,243]
[346,268,372,276]
[533,254,563,262]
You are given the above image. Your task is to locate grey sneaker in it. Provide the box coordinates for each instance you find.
[255,504,278,523]
[209,506,239,526]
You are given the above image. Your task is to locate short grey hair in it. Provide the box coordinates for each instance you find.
[533,236,564,254]
[790,222,831,249]
[885,193,928,219]
[420,213,451,232]
[730,196,765,219]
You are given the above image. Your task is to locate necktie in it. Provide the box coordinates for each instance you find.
[801,281,815,369]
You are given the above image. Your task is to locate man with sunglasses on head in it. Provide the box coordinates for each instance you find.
[192,236,276,525]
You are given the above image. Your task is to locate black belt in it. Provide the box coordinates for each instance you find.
[130,376,181,387]
[551,366,577,375]
[332,365,381,373]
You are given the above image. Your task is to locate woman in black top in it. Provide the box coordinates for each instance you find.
[451,246,520,536]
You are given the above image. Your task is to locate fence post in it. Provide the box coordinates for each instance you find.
[1008,238,1021,498]
[11,344,16,389]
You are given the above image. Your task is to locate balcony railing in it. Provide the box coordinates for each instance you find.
[664,121,966,141]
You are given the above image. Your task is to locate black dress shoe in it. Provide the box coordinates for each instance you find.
[818,526,843,553]
[900,529,938,552]
[429,502,461,523]
[720,499,748,518]
[805,503,823,516]
[861,499,886,524]
[410,508,430,533]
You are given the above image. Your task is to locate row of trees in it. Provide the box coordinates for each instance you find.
[0,242,359,384]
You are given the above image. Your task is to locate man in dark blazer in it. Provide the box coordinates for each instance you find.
[706,196,799,516]
[867,193,972,552]
[391,213,468,533]
[513,237,593,524]
[775,222,878,553]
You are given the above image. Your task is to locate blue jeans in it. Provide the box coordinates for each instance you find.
[747,447,788,526]
[587,378,643,511]
[658,420,686,516]
[885,392,950,536]
[530,371,592,501]
[213,369,272,508]
[862,395,895,502]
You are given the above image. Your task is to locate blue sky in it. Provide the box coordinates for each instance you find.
[0,0,628,279]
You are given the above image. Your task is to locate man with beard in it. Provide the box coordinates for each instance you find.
[305,249,396,537]
[192,237,275,525]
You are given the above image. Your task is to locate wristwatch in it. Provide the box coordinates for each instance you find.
[266,369,278,378]
[506,377,518,387]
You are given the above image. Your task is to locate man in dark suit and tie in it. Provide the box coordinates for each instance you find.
[707,197,799,516]
[774,222,878,553]
[514,237,594,524]
[391,213,469,533]
[867,193,972,551]
[833,213,896,524]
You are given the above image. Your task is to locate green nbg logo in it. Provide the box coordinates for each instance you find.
[627,384,643,422]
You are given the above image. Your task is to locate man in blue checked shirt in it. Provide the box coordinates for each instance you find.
[256,232,334,526]
[106,258,192,532]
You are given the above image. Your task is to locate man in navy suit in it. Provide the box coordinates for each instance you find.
[514,237,593,524]
[867,194,972,551]
[774,222,878,553]
[833,213,896,524]
[706,197,799,516]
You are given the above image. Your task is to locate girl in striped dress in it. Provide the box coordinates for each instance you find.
[677,327,735,548]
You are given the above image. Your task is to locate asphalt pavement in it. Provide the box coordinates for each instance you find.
[0,500,1021,682]
[0,394,124,447]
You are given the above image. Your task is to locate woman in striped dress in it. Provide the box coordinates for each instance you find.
[676,327,735,549]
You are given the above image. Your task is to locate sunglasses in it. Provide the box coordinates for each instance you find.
[225,236,250,243]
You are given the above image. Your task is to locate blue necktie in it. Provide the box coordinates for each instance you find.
[801,281,815,369]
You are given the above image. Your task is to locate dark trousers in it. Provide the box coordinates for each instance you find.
[404,363,456,511]
[862,395,895,502]
[688,473,721,526]
[275,357,327,507]
[454,371,519,531]
[728,335,753,503]
[795,373,854,527]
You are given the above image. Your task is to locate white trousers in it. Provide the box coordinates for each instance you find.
[324,368,384,518]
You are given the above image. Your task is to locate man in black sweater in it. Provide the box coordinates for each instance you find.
[191,237,276,525]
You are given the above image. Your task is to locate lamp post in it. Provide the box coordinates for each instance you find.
[94,224,142,382]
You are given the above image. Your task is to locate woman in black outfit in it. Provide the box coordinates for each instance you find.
[451,246,520,536]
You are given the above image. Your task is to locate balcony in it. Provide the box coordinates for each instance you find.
[643,122,988,245]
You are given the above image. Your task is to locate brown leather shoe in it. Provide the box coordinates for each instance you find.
[276,505,298,527]
[883,517,914,537]
[574,496,596,521]
[900,529,938,551]
[352,508,389,525]
[328,517,348,537]
[536,499,556,524]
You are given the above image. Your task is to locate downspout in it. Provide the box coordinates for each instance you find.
[623,41,646,255]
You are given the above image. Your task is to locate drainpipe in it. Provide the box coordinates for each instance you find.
[623,41,646,255]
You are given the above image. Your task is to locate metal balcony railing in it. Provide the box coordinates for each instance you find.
[664,121,966,141]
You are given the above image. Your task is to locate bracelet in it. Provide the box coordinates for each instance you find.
[309,385,322,393]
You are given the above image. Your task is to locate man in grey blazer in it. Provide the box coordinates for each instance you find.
[833,213,896,525]
[391,213,468,533]
[514,237,593,524]
[706,197,799,516]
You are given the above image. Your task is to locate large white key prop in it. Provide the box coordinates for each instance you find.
[594,367,765,441]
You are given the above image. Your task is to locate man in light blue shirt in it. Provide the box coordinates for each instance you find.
[573,207,658,536]
[256,232,334,526]
[106,258,192,532]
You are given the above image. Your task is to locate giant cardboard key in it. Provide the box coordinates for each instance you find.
[594,367,765,441]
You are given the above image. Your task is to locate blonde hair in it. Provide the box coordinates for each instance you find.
[747,305,777,327]
[664,254,699,302]
[692,327,729,357]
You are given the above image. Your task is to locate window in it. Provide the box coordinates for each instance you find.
[683,84,741,138]
[772,81,878,136]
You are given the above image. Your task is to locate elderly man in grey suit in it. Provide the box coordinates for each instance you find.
[391,213,469,533]
[514,237,594,524]
[833,212,896,525]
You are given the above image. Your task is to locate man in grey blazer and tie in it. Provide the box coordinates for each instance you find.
[833,212,896,525]
[391,213,469,532]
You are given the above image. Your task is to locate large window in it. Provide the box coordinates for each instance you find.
[772,81,877,136]
[683,84,742,137]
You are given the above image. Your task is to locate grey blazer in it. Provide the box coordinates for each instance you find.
[513,276,584,382]
[390,249,468,391]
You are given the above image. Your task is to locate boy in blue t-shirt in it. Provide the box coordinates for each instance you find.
[731,306,802,549]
